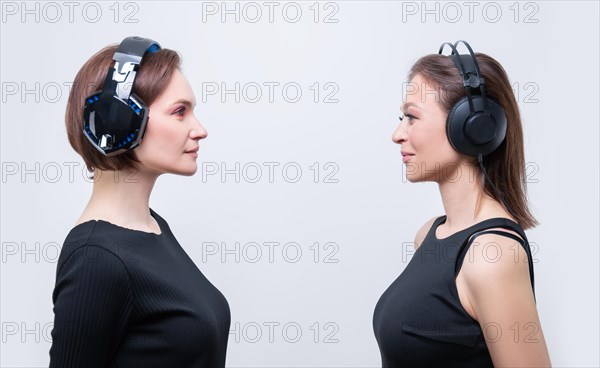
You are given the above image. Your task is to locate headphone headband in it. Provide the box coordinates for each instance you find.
[103,37,161,102]
[439,40,490,115]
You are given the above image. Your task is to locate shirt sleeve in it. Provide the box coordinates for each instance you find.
[49,244,133,367]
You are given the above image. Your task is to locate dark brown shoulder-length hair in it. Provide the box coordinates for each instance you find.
[65,44,181,179]
[409,53,538,229]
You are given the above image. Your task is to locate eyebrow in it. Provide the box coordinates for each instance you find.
[170,99,196,108]
[401,102,419,113]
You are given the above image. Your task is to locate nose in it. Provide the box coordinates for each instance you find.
[392,118,408,144]
[190,114,208,140]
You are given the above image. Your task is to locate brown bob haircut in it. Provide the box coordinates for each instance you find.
[409,53,538,229]
[65,44,181,179]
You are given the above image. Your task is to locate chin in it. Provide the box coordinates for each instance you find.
[167,164,198,177]
[179,168,198,176]
[405,175,420,183]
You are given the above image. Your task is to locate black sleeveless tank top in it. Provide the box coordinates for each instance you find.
[372,215,535,368]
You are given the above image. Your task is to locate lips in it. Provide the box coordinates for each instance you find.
[401,151,414,163]
[184,147,199,153]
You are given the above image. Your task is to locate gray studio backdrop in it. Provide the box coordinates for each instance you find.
[1,1,598,367]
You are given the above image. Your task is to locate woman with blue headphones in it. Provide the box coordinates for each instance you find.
[49,37,230,367]
[373,41,551,367]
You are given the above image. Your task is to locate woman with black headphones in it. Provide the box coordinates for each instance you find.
[372,41,551,367]
[49,37,230,367]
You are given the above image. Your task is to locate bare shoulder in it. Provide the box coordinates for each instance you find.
[461,230,532,293]
[414,216,439,250]
[458,230,550,367]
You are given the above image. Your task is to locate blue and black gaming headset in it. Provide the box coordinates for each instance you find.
[83,36,161,156]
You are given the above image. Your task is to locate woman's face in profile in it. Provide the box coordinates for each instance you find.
[133,69,207,177]
[392,73,462,183]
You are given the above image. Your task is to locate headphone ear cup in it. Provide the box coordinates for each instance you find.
[446,96,507,157]
[83,93,149,156]
[446,96,471,155]
[482,97,507,153]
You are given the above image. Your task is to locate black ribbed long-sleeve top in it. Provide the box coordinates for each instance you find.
[49,208,230,368]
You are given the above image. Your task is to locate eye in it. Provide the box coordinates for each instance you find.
[173,106,186,117]
[399,114,416,122]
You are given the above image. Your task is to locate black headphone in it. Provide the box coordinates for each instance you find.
[83,36,161,156]
[439,40,516,217]
[439,40,507,158]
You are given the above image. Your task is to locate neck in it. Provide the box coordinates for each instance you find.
[81,168,159,227]
[437,162,497,230]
